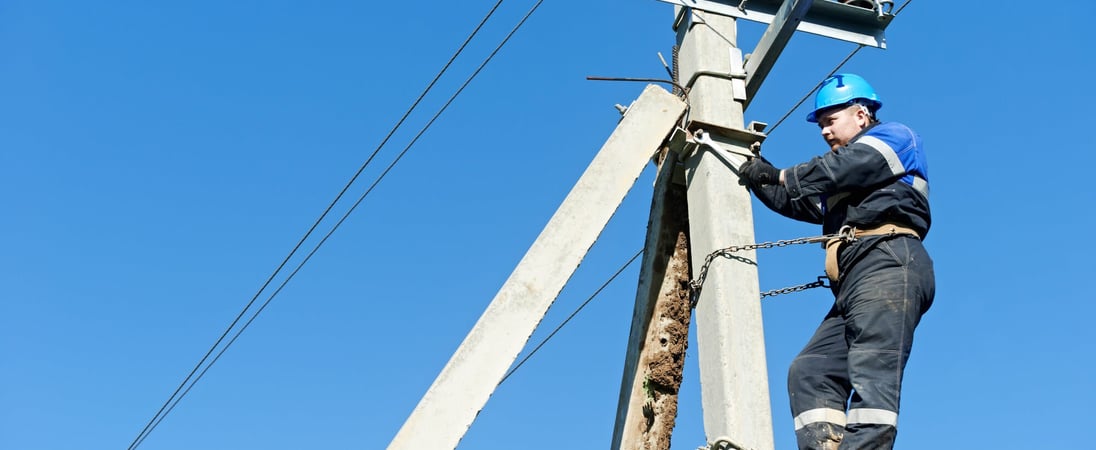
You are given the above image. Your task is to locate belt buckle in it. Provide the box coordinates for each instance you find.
[838,224,857,242]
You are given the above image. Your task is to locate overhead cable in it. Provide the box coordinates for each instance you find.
[127,2,513,448]
[499,249,643,386]
[764,44,865,135]
[145,0,547,430]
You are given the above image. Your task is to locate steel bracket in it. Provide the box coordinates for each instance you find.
[658,0,895,48]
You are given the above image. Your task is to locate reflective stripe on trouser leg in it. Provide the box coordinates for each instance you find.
[837,236,934,450]
[788,305,852,450]
[794,408,847,430]
[794,408,847,450]
[847,408,898,426]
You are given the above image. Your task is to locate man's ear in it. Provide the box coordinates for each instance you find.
[855,106,872,126]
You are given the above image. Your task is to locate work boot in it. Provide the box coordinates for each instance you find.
[795,422,844,450]
[839,0,874,8]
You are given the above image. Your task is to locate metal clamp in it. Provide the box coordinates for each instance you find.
[666,127,696,157]
[837,224,858,243]
[875,0,895,19]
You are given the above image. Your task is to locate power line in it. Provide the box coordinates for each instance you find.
[136,2,548,444]
[691,10,738,49]
[127,2,511,448]
[499,249,643,386]
[765,44,865,135]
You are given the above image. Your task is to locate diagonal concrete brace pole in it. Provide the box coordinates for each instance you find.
[611,136,694,450]
[675,7,775,450]
[387,85,686,450]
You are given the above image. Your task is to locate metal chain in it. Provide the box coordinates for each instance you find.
[690,233,840,304]
[760,276,830,298]
[711,234,836,255]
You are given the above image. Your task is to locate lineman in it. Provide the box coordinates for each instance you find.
[737,73,935,450]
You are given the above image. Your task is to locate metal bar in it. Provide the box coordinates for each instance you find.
[743,0,813,105]
[654,0,890,48]
[387,84,687,450]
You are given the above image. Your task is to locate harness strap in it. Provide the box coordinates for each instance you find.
[824,223,920,282]
[852,222,920,239]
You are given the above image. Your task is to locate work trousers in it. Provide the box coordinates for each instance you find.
[788,235,934,450]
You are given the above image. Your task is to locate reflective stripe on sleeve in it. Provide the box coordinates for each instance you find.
[857,135,904,176]
[847,408,898,427]
[793,408,847,430]
[911,175,930,199]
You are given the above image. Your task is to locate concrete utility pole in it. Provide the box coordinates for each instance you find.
[611,139,694,450]
[611,9,775,447]
[674,9,775,450]
[612,7,774,449]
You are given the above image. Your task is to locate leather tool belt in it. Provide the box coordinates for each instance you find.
[824,223,921,282]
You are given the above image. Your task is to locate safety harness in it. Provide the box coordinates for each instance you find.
[824,223,920,282]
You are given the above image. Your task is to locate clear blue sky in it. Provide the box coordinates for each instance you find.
[3,1,1094,449]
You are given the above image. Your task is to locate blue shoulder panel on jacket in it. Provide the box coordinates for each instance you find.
[860,122,928,186]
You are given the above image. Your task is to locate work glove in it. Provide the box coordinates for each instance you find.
[738,157,781,186]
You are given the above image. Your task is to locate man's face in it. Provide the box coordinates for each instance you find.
[816,105,870,151]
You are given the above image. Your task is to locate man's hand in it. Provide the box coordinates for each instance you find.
[738,157,782,186]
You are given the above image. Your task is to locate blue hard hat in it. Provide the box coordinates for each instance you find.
[806,73,882,123]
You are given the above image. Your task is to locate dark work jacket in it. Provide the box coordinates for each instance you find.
[751,121,931,239]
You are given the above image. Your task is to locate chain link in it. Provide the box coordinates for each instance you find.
[690,234,840,304]
[709,234,836,255]
[760,276,830,298]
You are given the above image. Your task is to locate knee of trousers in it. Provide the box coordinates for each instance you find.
[788,355,849,412]
[846,349,905,412]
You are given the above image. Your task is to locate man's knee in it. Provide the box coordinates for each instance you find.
[788,355,848,401]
